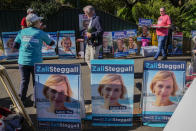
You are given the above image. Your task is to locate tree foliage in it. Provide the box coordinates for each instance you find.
[131,0,196,37]
[0,0,33,9]
[30,0,61,20]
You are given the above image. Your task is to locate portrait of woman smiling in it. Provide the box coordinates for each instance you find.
[59,37,75,55]
[97,74,127,110]
[145,71,179,112]
[38,75,73,118]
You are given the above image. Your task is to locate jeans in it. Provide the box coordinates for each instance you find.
[154,35,168,59]
[19,64,35,101]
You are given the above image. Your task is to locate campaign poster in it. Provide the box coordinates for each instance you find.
[138,18,153,27]
[1,32,18,59]
[35,64,81,130]
[191,30,196,52]
[191,30,196,74]
[169,32,183,55]
[137,26,151,49]
[101,32,113,58]
[142,61,186,127]
[58,31,76,58]
[78,14,90,58]
[91,59,134,126]
[0,37,6,60]
[112,31,129,58]
[79,14,89,32]
[185,30,196,88]
[126,30,138,56]
[42,32,57,58]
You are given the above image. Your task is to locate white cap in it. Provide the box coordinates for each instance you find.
[27,8,34,14]
[26,13,43,23]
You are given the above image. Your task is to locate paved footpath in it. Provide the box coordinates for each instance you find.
[0,56,190,131]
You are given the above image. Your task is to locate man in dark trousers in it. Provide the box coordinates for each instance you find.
[83,5,103,68]
[153,7,171,60]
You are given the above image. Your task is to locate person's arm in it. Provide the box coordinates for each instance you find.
[160,24,171,28]
[90,16,103,38]
[76,38,84,42]
[41,31,54,46]
[13,32,21,49]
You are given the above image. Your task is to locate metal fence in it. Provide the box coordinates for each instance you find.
[0,8,138,35]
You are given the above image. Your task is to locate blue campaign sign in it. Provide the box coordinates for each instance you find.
[112,31,129,58]
[35,64,81,130]
[42,32,58,57]
[91,59,134,126]
[1,32,19,59]
[58,31,76,58]
[138,18,153,27]
[143,61,186,71]
[126,29,137,37]
[142,60,186,127]
[191,30,196,37]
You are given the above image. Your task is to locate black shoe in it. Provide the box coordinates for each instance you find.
[154,57,158,60]
[21,95,34,107]
[22,99,34,107]
[161,56,167,60]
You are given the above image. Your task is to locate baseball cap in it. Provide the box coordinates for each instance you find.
[27,8,34,14]
[26,13,43,23]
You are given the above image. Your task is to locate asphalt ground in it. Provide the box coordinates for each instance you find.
[0,55,191,131]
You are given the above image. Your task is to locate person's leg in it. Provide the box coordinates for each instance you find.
[161,36,168,59]
[19,65,31,101]
[154,36,162,59]
[30,66,35,87]
[85,44,91,68]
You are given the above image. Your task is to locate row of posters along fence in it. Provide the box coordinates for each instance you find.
[0,30,183,60]
[34,60,186,130]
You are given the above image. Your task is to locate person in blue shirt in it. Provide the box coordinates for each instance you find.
[13,13,55,106]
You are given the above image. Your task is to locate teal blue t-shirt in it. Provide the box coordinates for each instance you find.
[14,27,52,65]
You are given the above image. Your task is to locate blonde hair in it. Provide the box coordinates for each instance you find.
[6,38,14,48]
[61,37,72,47]
[150,71,179,96]
[43,75,73,102]
[98,74,127,99]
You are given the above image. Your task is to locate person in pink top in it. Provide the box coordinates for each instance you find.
[153,7,171,60]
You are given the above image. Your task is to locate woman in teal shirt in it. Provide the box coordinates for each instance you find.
[14,13,55,106]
